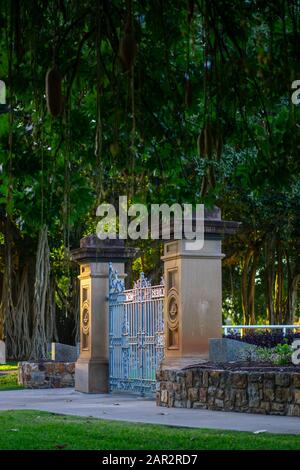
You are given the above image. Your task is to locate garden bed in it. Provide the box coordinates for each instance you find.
[184,361,300,373]
[224,332,300,348]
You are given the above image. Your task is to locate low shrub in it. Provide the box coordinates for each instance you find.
[256,341,293,365]
[224,331,300,348]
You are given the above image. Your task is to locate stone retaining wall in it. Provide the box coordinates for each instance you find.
[18,361,75,389]
[156,367,300,417]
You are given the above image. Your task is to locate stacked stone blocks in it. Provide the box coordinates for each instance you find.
[156,367,300,416]
[18,362,75,389]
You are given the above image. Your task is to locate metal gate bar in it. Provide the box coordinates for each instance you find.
[108,263,164,395]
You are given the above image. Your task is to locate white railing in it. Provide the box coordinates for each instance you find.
[223,325,300,337]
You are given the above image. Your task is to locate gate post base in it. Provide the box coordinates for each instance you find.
[75,358,108,393]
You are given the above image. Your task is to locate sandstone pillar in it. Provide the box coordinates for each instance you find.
[161,208,240,368]
[72,236,136,393]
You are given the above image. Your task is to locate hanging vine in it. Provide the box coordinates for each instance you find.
[1,0,17,356]
[119,0,137,197]
[95,0,104,201]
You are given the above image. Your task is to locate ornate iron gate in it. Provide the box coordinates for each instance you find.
[108,263,165,395]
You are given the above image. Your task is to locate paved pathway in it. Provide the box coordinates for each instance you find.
[0,388,299,435]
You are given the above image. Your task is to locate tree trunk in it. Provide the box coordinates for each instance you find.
[248,249,259,325]
[241,247,252,325]
[275,245,284,324]
[30,225,53,360]
[286,273,299,324]
[264,237,275,324]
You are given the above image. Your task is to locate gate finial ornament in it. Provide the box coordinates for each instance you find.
[109,262,125,293]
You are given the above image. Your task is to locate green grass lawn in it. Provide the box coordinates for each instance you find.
[0,372,23,391]
[0,362,18,371]
[0,410,299,450]
[0,363,23,391]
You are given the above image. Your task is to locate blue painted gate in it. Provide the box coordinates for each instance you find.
[108,263,165,395]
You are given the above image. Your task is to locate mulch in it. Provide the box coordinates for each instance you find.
[183,361,300,373]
